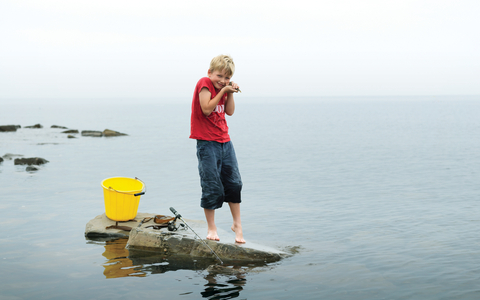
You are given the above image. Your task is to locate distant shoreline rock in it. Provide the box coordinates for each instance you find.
[14,157,49,166]
[0,125,21,132]
[62,129,79,134]
[25,124,43,128]
[82,130,103,137]
[103,129,128,137]
[3,153,23,160]
[1,126,128,172]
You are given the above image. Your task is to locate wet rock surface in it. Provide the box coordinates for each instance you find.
[85,213,288,263]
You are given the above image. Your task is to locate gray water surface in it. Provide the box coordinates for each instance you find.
[1,96,479,299]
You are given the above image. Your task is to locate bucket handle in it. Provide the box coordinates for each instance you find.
[108,177,146,197]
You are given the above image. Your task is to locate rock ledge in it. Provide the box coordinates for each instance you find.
[85,213,288,263]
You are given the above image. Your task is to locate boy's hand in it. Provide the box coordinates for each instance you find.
[227,82,241,93]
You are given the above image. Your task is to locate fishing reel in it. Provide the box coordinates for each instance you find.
[167,215,185,231]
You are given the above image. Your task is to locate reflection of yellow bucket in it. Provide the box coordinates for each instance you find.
[101,177,145,221]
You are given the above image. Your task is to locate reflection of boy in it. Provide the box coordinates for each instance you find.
[190,54,245,244]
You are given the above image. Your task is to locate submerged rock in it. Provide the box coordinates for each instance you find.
[14,157,49,166]
[51,125,68,129]
[67,135,77,139]
[3,153,23,160]
[26,165,39,172]
[0,125,20,132]
[25,124,43,128]
[82,130,103,137]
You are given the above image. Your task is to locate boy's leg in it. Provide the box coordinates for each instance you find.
[197,140,225,240]
[222,142,245,243]
[204,208,219,241]
[228,202,245,243]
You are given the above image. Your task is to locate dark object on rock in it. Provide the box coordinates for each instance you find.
[0,125,20,132]
[51,125,68,129]
[106,222,132,232]
[154,215,175,224]
[26,166,39,172]
[25,124,43,129]
[62,129,79,134]
[14,157,49,166]
[3,153,23,160]
[82,130,103,137]
[103,129,128,137]
[145,224,170,230]
[0,157,3,163]
[67,135,77,139]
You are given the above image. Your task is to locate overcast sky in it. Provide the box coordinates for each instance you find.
[1,0,479,99]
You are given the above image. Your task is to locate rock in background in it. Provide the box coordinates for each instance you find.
[0,125,21,132]
[14,157,49,166]
[62,129,79,134]
[81,130,103,137]
[24,124,43,128]
[103,129,128,137]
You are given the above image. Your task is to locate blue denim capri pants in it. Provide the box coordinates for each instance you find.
[196,140,242,210]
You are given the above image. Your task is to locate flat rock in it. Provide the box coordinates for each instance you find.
[85,213,288,263]
[51,125,68,129]
[85,213,154,238]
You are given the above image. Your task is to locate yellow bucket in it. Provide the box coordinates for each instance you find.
[101,177,145,221]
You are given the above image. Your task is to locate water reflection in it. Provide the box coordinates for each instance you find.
[87,237,269,299]
[101,238,146,278]
[202,268,246,299]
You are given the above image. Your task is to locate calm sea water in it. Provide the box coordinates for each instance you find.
[1,96,480,299]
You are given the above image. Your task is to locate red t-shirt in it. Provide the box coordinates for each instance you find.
[190,77,230,143]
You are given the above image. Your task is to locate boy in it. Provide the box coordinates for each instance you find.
[190,54,245,244]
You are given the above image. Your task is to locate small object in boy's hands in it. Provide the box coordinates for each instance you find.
[228,82,241,93]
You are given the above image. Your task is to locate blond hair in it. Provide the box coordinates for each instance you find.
[209,55,235,77]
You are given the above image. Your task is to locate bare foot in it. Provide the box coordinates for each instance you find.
[231,225,246,244]
[207,229,220,241]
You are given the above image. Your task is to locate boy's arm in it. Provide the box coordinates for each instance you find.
[225,92,235,116]
[199,85,237,116]
[225,81,239,116]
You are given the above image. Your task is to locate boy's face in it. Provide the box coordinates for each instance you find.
[208,69,231,90]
